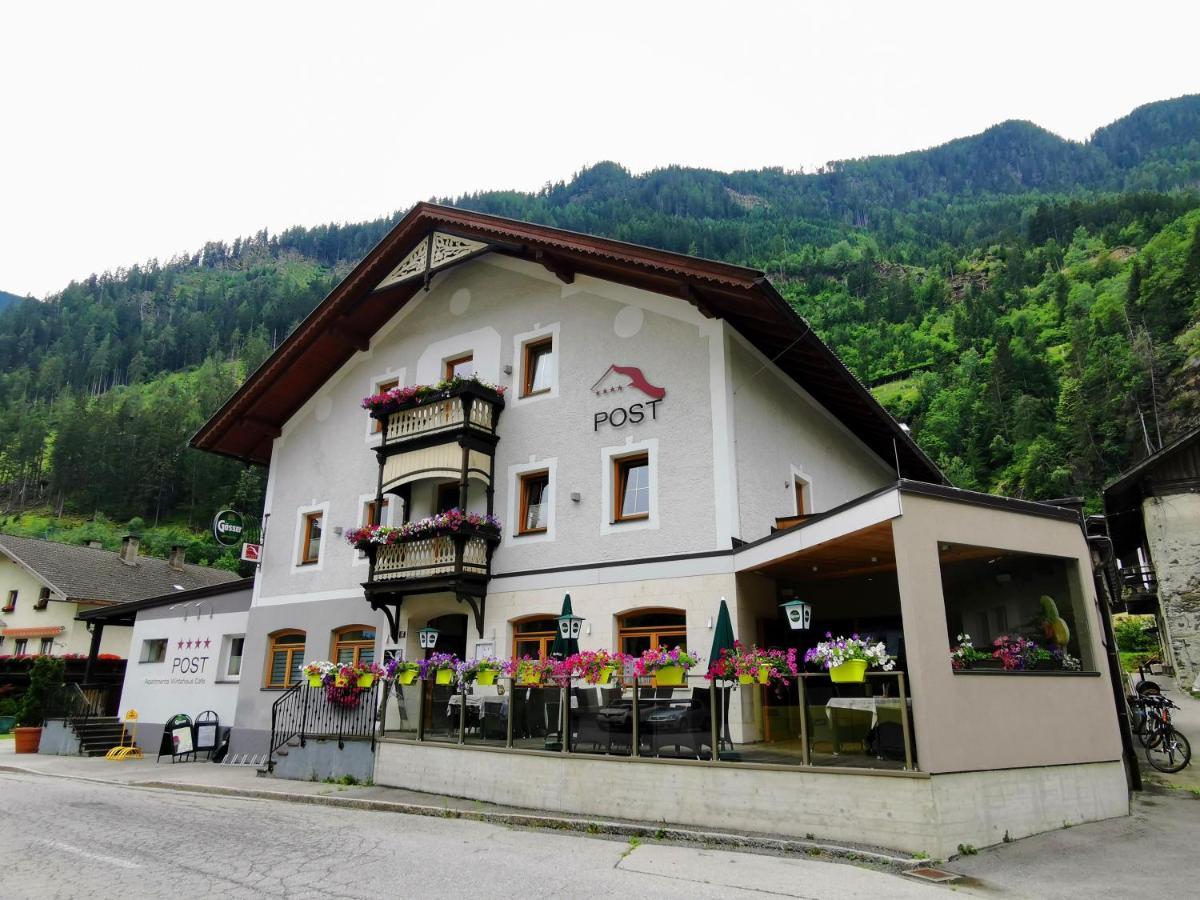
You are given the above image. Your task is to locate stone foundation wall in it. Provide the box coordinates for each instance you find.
[1144,493,1200,691]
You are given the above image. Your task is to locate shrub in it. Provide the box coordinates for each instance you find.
[17,656,67,727]
[1114,616,1158,653]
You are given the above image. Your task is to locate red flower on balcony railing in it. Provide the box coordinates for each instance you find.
[345,509,502,551]
[361,374,506,418]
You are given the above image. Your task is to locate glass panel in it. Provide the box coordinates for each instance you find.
[227,638,243,676]
[620,460,650,517]
[381,680,420,740]
[305,515,322,561]
[510,685,562,751]
[515,618,556,634]
[939,543,1087,670]
[523,474,549,531]
[569,680,632,757]
[526,341,553,394]
[515,638,545,659]
[276,632,305,645]
[640,675,713,760]
[289,651,302,687]
[447,355,474,379]
[270,650,287,686]
[425,680,460,744]
[336,648,355,664]
[801,672,912,770]
[339,629,375,642]
[621,611,685,630]
[463,678,509,747]
[621,635,651,658]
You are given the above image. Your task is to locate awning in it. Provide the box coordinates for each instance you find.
[3,626,66,638]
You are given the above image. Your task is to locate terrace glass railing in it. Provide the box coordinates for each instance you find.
[378,670,916,772]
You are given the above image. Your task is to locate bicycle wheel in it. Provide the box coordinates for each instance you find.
[1145,728,1192,773]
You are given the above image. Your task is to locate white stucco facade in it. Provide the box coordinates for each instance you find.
[0,556,130,657]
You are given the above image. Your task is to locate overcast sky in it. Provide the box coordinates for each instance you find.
[2,1,1198,297]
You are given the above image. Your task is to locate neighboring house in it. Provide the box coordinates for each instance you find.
[1104,425,1200,692]
[0,534,240,660]
[78,578,254,753]
[187,204,1126,856]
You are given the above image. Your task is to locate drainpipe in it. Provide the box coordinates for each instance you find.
[1086,528,1143,792]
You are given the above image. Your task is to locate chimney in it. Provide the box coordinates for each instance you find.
[119,534,140,566]
[169,544,186,572]
[87,540,102,549]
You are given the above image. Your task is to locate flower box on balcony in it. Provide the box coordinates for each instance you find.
[363,376,506,424]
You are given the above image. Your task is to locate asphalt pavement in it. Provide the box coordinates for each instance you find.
[0,770,940,900]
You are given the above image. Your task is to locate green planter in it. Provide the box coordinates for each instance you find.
[654,665,685,687]
[830,659,868,683]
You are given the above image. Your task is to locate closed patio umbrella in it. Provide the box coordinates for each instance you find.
[708,597,736,758]
[550,593,581,659]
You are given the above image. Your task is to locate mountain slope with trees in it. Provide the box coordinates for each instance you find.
[0,94,1198,549]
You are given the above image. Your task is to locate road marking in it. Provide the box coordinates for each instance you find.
[38,839,142,870]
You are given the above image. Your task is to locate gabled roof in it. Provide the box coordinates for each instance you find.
[77,577,255,626]
[0,534,240,605]
[190,203,943,483]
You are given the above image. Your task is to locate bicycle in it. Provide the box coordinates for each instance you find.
[1138,695,1192,773]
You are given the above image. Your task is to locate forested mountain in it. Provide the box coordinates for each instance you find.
[1,94,1199,553]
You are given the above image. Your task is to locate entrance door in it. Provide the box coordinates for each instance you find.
[425,613,467,659]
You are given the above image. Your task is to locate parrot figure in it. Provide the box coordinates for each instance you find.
[1040,595,1071,647]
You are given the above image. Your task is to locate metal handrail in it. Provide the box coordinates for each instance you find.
[268,680,384,771]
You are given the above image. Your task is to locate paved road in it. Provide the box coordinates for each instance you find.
[0,772,938,900]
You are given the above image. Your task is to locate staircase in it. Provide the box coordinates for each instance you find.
[72,717,126,757]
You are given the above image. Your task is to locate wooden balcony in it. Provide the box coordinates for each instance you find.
[371,381,504,454]
[362,526,501,642]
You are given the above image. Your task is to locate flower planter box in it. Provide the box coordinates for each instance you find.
[968,659,1005,671]
[357,673,376,688]
[594,665,616,685]
[653,665,685,687]
[738,674,755,686]
[13,726,41,754]
[396,669,419,685]
[829,660,868,683]
[434,669,454,686]
[475,670,498,686]
[308,674,323,687]
[757,664,772,685]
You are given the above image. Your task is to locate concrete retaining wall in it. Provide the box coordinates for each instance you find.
[375,740,1128,857]
[271,737,375,784]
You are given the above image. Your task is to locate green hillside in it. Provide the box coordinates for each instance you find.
[1,94,1198,535]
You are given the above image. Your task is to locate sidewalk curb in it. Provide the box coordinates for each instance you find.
[0,763,923,868]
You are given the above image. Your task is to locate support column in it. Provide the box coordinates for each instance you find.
[82,621,104,683]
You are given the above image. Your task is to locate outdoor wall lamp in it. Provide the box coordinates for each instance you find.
[418,626,439,649]
[780,598,812,631]
[557,612,584,641]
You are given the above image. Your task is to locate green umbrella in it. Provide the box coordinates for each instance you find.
[708,597,737,759]
[549,593,580,659]
[708,597,736,671]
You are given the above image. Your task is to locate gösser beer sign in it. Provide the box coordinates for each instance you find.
[212,509,245,547]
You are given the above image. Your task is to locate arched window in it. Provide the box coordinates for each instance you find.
[512,615,558,659]
[618,609,686,658]
[265,630,305,688]
[332,626,377,667]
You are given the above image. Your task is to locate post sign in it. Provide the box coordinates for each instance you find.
[212,509,245,547]
[590,365,666,431]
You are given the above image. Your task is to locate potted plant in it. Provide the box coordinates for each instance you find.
[14,656,66,753]
[361,374,507,419]
[571,649,626,685]
[992,635,1037,671]
[420,653,460,686]
[512,656,556,686]
[707,642,755,684]
[634,646,700,687]
[302,660,333,687]
[355,662,382,688]
[345,509,503,552]
[459,657,505,686]
[804,633,895,683]
[386,658,421,685]
[949,634,999,670]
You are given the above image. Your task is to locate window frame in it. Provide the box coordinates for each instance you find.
[220,634,245,680]
[790,465,813,517]
[364,368,406,443]
[355,492,397,566]
[264,629,306,689]
[521,337,554,398]
[613,452,651,522]
[444,353,474,380]
[139,638,168,664]
[300,512,323,565]
[33,587,50,611]
[510,324,560,407]
[331,625,378,668]
[617,608,688,657]
[507,458,557,543]
[517,470,551,536]
[39,637,54,656]
[3,589,16,612]
[511,615,559,660]
[600,439,659,535]
[292,502,329,572]
[14,638,28,655]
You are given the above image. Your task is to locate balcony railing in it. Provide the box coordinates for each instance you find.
[372,531,494,582]
[372,381,504,450]
[1120,564,1158,595]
